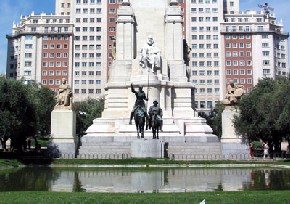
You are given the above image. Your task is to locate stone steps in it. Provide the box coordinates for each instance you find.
[167,143,222,160]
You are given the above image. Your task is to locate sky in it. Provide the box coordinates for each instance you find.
[0,0,289,75]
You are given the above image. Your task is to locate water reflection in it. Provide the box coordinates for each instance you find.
[0,168,290,192]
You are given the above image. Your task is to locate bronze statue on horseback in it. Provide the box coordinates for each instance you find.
[148,100,163,139]
[129,82,163,139]
[129,83,149,138]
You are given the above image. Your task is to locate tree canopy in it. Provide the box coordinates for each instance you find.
[233,77,290,153]
[0,77,55,150]
[72,98,104,137]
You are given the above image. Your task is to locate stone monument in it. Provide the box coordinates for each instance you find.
[221,80,249,158]
[79,0,221,159]
[50,78,76,157]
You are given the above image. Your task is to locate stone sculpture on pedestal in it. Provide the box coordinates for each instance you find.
[223,80,244,106]
[221,81,249,159]
[55,78,72,109]
[50,79,76,158]
[139,35,161,72]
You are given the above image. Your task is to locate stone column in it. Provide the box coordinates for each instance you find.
[102,2,135,118]
[109,2,135,83]
[164,1,186,82]
[164,1,195,119]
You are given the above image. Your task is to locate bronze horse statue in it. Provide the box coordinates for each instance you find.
[151,112,161,139]
[134,105,146,138]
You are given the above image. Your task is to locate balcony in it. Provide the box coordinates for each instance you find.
[220,28,289,36]
[6,29,74,38]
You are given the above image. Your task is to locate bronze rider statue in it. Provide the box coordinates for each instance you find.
[148,100,163,131]
[129,83,149,128]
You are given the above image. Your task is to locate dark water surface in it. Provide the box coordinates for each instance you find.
[0,167,290,192]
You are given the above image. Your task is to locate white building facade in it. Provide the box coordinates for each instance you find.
[186,0,225,112]
[6,13,74,90]
[221,10,289,93]
[56,0,108,101]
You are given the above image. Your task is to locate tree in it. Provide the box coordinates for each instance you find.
[0,77,33,150]
[233,77,290,154]
[210,102,223,139]
[30,84,56,136]
[198,102,223,139]
[72,98,104,137]
[0,77,55,150]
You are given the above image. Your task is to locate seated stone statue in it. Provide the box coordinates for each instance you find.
[139,35,161,72]
[56,78,72,108]
[223,80,244,106]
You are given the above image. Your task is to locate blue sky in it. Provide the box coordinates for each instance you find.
[0,0,289,74]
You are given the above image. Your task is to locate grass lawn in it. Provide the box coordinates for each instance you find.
[0,159,20,168]
[0,191,290,204]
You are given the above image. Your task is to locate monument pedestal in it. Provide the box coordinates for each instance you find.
[221,106,243,143]
[131,140,163,158]
[50,109,76,157]
[221,106,249,159]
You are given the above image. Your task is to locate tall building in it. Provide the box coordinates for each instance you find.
[221,9,289,93]
[186,0,224,111]
[187,0,289,113]
[56,0,108,101]
[6,13,74,90]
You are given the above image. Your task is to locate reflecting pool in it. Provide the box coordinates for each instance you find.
[0,167,290,192]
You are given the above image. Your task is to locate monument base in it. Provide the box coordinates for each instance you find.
[78,117,221,159]
[220,106,250,159]
[221,143,250,160]
[50,109,76,158]
[131,140,163,158]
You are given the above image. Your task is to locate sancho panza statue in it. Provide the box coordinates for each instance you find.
[56,78,72,108]
[223,80,244,106]
[139,35,161,72]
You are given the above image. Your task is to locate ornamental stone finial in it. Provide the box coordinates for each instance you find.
[170,0,178,6]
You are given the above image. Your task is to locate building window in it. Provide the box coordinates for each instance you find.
[263,60,270,66]
[263,51,270,56]
[49,62,54,67]
[25,44,33,49]
[200,101,205,108]
[49,80,54,85]
[263,69,271,75]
